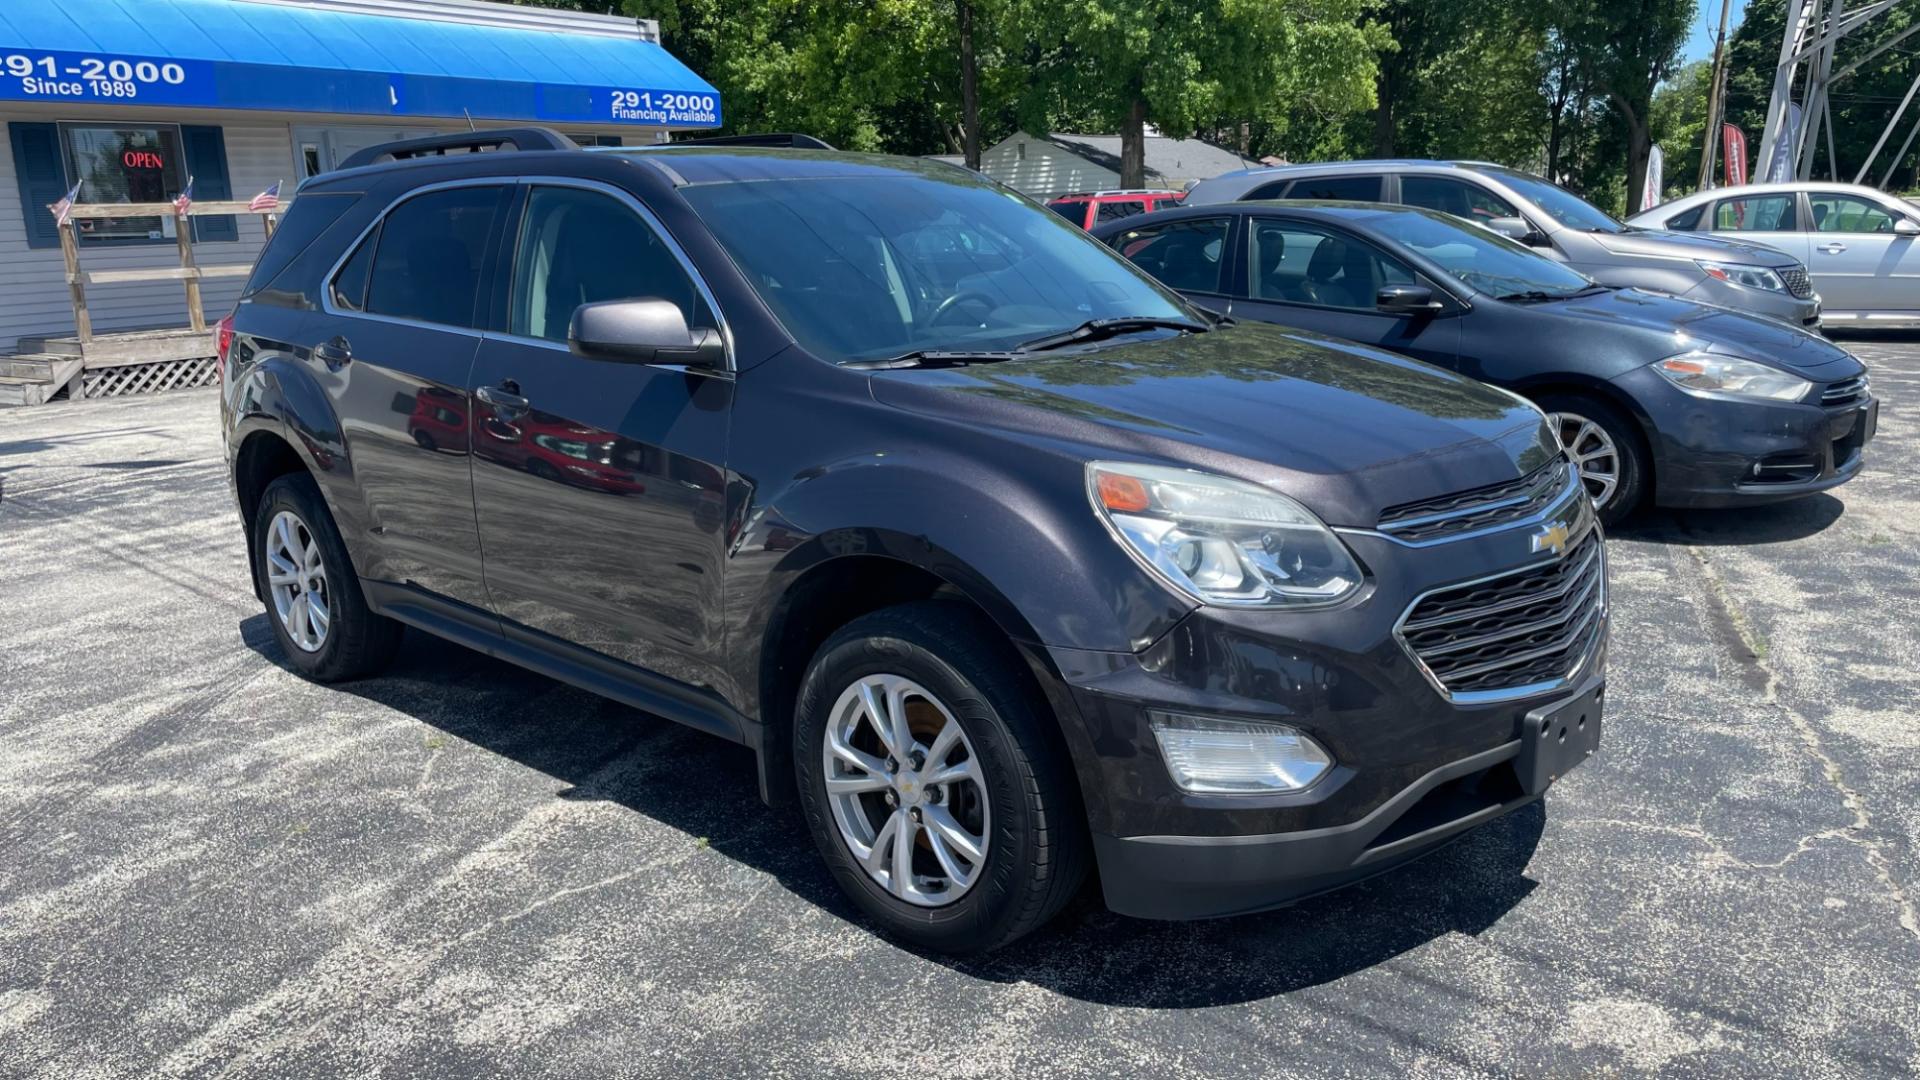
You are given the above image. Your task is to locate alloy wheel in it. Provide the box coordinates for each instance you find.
[265,509,330,653]
[821,673,991,907]
[1547,411,1621,511]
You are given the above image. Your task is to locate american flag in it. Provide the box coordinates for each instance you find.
[173,177,194,216]
[48,181,82,227]
[248,180,282,213]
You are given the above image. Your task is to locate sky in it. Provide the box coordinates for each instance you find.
[1682,0,1752,66]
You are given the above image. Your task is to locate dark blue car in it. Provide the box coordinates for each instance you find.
[1095,201,1877,523]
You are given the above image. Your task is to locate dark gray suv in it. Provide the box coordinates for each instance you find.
[219,129,1606,951]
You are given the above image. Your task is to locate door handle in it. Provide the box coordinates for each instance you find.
[313,337,352,368]
[476,381,529,412]
[1820,242,1847,254]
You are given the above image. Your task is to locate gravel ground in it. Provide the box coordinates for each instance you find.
[1,345,1916,1079]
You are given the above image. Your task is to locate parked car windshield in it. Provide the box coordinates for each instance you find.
[1367,208,1598,298]
[680,173,1195,362]
[1479,166,1624,233]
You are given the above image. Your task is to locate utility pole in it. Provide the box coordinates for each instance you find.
[1698,0,1733,190]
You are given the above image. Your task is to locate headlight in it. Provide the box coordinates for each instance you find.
[1696,261,1787,293]
[1087,461,1362,607]
[1654,351,1810,402]
[1150,712,1333,793]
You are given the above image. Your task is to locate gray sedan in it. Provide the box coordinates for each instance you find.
[1629,182,1920,329]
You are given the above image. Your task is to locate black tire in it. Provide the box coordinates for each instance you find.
[251,472,401,682]
[1534,393,1648,527]
[794,601,1088,953]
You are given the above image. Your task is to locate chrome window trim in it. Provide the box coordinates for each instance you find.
[1336,463,1584,548]
[1391,514,1608,706]
[318,176,511,337]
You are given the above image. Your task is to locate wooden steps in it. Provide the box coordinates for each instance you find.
[0,355,84,407]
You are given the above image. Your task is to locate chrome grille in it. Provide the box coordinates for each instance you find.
[1377,461,1574,543]
[1821,374,1868,405]
[1780,266,1814,299]
[1398,528,1605,699]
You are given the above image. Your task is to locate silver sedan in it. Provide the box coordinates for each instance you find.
[1629,181,1920,329]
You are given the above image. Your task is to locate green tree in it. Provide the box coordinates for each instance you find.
[1560,0,1696,212]
[1653,59,1712,200]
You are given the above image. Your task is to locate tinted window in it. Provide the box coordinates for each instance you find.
[244,192,357,297]
[1246,221,1412,308]
[1809,192,1902,233]
[1364,208,1595,298]
[1477,166,1621,232]
[1247,180,1292,200]
[1281,175,1382,201]
[1400,176,1518,223]
[365,186,503,328]
[1665,204,1706,231]
[1095,199,1148,222]
[1048,200,1087,224]
[678,174,1192,363]
[330,226,376,312]
[1111,217,1231,293]
[509,186,707,342]
[1713,195,1796,231]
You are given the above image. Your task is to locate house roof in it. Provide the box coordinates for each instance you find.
[1042,132,1253,183]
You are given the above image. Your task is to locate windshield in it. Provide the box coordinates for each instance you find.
[1481,167,1624,233]
[1369,209,1597,298]
[680,172,1194,362]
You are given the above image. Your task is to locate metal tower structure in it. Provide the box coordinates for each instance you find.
[1754,0,1920,187]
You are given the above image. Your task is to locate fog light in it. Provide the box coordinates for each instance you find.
[1148,712,1333,794]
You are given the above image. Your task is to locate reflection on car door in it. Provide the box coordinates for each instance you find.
[324,182,511,610]
[468,181,733,692]
[1805,191,1920,315]
[1228,216,1459,367]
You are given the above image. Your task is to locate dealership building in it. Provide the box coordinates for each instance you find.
[0,0,722,361]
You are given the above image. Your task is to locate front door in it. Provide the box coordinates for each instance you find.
[1804,190,1920,316]
[1232,217,1460,367]
[469,181,733,691]
[321,182,512,609]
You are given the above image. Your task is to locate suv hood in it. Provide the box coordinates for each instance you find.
[868,322,1558,528]
[1529,288,1862,377]
[1589,227,1799,267]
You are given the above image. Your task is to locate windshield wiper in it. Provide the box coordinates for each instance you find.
[1496,289,1580,303]
[842,349,1025,370]
[1016,316,1211,353]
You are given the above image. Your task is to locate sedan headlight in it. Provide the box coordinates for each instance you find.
[1654,351,1810,402]
[1087,462,1362,607]
[1696,261,1788,293]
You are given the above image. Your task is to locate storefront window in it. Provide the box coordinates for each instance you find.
[60,123,186,244]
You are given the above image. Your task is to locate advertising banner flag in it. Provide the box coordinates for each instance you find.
[1723,124,1748,186]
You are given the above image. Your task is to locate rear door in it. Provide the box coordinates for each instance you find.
[321,181,511,610]
[1231,215,1459,367]
[1804,190,1920,314]
[1703,191,1809,267]
[1104,213,1237,317]
[467,179,733,690]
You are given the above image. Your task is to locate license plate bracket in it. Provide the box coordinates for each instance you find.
[1516,683,1604,795]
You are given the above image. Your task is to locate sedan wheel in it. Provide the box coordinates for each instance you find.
[1548,411,1621,511]
[821,673,991,907]
[264,509,330,653]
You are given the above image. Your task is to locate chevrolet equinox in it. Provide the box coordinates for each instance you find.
[219,129,1607,952]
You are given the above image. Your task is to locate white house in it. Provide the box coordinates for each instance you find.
[973,131,1255,199]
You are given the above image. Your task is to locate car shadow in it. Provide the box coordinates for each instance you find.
[241,614,1545,1008]
[1611,494,1846,547]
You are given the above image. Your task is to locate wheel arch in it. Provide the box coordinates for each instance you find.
[1509,375,1660,493]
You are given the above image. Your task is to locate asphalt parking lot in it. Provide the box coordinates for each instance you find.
[2,344,1917,1079]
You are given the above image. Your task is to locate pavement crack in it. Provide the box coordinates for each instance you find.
[1683,544,1920,945]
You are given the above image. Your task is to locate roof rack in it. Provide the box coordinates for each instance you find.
[662,133,837,150]
[338,127,578,170]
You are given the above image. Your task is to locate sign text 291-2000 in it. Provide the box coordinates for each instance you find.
[4,53,188,100]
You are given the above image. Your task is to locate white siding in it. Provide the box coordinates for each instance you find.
[0,105,664,353]
[977,133,1118,200]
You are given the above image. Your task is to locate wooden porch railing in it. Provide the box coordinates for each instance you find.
[56,199,289,341]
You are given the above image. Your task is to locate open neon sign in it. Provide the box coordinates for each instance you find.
[122,150,165,169]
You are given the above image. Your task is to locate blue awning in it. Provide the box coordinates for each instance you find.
[0,0,721,127]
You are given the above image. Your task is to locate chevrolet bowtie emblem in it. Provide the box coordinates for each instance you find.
[1532,521,1572,556]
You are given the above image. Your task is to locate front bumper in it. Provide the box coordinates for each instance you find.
[1047,489,1608,921]
[1615,367,1878,508]
[1682,277,1821,329]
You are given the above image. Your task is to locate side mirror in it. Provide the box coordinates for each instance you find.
[1376,283,1444,315]
[569,298,725,368]
[1487,217,1550,247]
[1895,218,1920,236]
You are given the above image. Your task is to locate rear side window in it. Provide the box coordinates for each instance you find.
[1713,195,1796,232]
[1095,199,1148,223]
[1110,216,1231,293]
[362,185,504,328]
[1280,175,1383,201]
[330,226,376,312]
[242,192,356,298]
[1665,204,1706,231]
[1048,200,1087,224]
